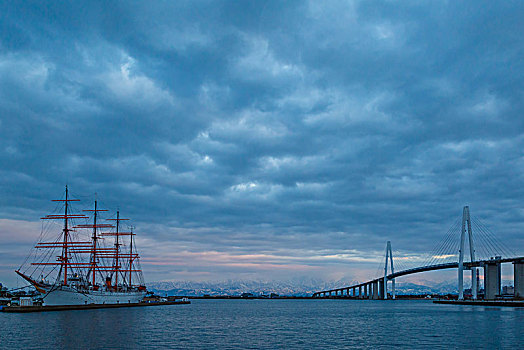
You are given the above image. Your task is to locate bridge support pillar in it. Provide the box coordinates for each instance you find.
[514,262,524,299]
[379,278,385,299]
[384,241,394,300]
[359,285,362,298]
[458,206,475,300]
[471,267,477,300]
[372,281,379,300]
[392,278,396,300]
[484,260,501,300]
[458,264,464,299]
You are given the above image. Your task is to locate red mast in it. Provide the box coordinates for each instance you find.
[115,211,120,287]
[101,220,138,289]
[114,211,120,288]
[129,227,134,287]
[41,186,87,285]
[62,186,70,285]
[91,201,98,286]
[105,211,129,289]
[76,200,112,287]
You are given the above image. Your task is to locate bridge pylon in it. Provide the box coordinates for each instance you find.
[458,206,476,300]
[384,240,395,299]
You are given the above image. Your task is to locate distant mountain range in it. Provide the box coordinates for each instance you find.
[148,278,346,297]
[147,278,512,297]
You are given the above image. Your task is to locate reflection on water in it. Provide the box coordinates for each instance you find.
[1,300,523,349]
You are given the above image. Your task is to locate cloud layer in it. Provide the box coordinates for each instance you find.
[1,1,523,286]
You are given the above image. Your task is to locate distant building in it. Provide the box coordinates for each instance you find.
[241,292,254,298]
[143,294,167,303]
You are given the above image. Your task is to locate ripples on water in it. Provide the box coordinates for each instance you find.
[1,299,523,349]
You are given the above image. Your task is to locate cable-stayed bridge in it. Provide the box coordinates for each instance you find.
[313,206,524,300]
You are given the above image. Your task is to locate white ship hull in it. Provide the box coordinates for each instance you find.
[41,286,146,306]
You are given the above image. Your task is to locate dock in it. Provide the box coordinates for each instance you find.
[1,300,190,313]
[433,300,524,307]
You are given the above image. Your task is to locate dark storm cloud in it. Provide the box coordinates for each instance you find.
[1,0,523,284]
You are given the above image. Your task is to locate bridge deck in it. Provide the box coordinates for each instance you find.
[313,256,524,297]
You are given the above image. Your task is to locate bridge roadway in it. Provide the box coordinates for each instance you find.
[313,256,524,298]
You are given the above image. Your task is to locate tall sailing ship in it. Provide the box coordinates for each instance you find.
[15,187,147,305]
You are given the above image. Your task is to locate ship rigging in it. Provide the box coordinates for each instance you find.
[15,186,146,305]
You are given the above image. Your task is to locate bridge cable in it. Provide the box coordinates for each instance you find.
[426,227,457,267]
[393,216,461,275]
[429,223,457,264]
[472,217,516,258]
[421,216,461,268]
[478,217,517,257]
[374,248,387,279]
[471,221,499,259]
[472,219,502,257]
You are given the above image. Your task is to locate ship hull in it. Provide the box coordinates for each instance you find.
[41,286,146,306]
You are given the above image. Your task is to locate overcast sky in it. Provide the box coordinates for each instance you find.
[1,1,523,287]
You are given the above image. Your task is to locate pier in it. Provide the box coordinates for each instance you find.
[1,300,190,313]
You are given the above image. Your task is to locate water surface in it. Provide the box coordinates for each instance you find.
[1,299,522,349]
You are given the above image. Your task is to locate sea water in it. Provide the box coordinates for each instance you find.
[1,299,523,349]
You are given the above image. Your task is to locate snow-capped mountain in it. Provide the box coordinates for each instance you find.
[147,278,497,296]
[148,278,359,296]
